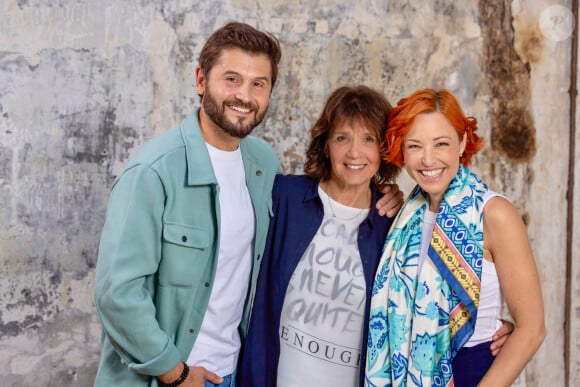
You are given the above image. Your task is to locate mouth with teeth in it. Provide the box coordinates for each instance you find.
[345,163,366,170]
[228,104,252,113]
[419,168,444,181]
[226,100,255,115]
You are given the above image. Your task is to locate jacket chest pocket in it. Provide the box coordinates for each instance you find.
[160,222,211,287]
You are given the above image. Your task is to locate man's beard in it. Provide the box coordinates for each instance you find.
[202,88,267,139]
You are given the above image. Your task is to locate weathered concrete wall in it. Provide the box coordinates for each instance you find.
[571,0,580,384]
[0,0,576,385]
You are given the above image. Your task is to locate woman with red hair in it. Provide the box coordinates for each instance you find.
[366,89,545,386]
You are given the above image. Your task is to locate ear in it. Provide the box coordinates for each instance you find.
[195,67,206,96]
[459,132,467,155]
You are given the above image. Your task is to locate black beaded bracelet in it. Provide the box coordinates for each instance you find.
[158,361,189,387]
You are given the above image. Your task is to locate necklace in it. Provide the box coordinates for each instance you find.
[323,181,369,221]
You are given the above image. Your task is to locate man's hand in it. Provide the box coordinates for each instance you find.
[185,366,223,387]
[490,319,515,356]
[376,183,404,217]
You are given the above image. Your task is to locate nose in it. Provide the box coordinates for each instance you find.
[234,83,251,101]
[347,138,362,157]
[421,148,433,165]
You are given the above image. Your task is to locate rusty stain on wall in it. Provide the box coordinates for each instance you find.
[478,0,540,163]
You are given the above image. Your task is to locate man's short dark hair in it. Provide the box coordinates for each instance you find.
[199,22,282,87]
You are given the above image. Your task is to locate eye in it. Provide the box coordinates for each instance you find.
[335,135,348,142]
[226,76,240,84]
[254,81,266,88]
[435,141,450,147]
[365,135,377,143]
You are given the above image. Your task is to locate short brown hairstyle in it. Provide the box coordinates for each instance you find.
[384,89,484,167]
[199,22,282,87]
[304,86,400,185]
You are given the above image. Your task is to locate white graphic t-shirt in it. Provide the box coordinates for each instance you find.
[277,187,370,387]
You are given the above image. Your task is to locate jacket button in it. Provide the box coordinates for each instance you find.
[182,235,187,242]
[256,170,262,176]
[189,328,195,333]
[257,254,261,261]
[205,282,210,287]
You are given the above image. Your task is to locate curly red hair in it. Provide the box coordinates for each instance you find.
[383,89,484,167]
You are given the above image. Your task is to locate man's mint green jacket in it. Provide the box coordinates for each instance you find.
[93,111,281,386]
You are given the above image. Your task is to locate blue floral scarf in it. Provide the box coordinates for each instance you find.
[365,166,489,386]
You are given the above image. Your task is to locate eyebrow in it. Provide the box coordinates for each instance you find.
[405,135,452,142]
[222,70,239,77]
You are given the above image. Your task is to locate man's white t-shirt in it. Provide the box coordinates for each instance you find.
[277,187,369,387]
[187,143,255,377]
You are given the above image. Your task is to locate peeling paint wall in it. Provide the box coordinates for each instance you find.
[0,0,576,385]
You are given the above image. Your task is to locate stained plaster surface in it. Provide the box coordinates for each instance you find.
[0,0,575,385]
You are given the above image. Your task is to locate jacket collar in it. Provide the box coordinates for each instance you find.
[179,110,216,186]
[180,109,262,186]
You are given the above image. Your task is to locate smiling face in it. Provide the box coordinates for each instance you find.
[403,112,466,211]
[196,48,272,150]
[326,118,382,193]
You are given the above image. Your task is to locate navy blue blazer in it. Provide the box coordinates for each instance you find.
[240,174,393,386]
